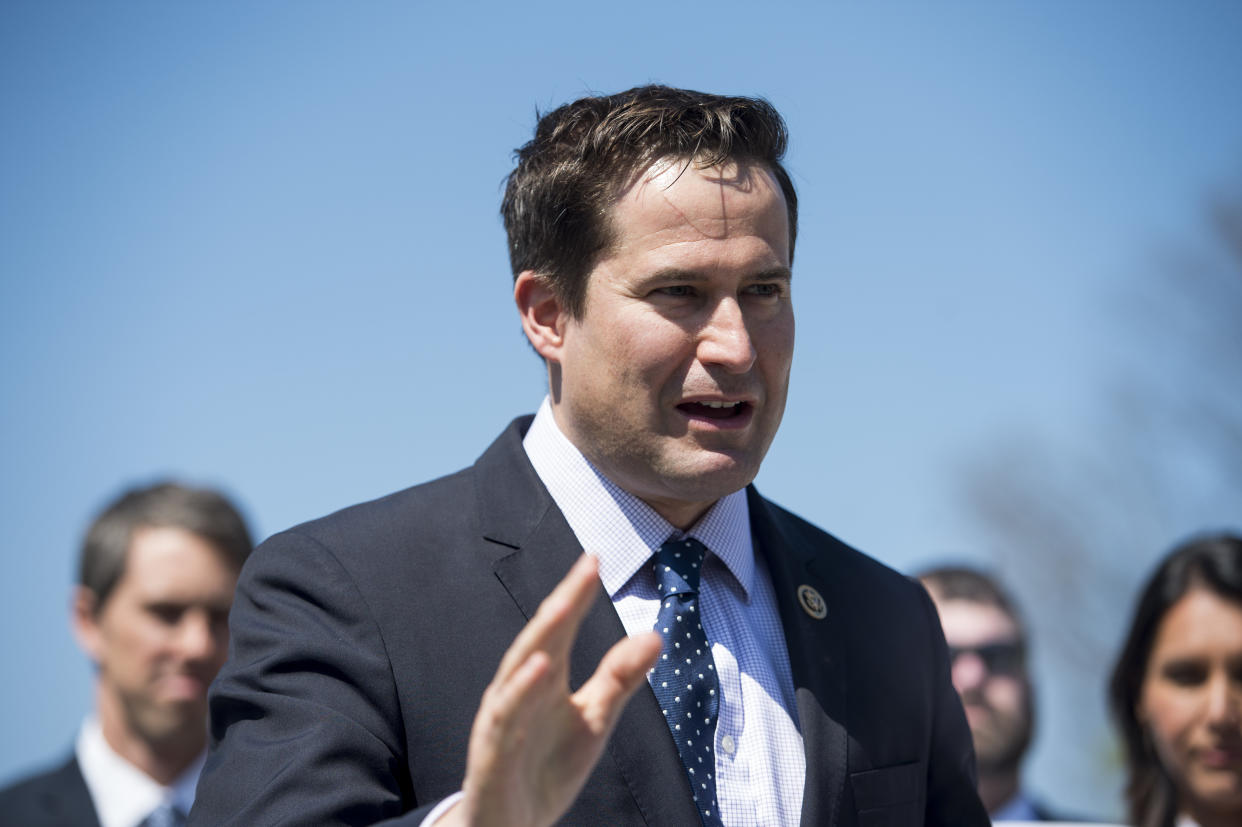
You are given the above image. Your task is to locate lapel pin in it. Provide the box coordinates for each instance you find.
[797,584,827,619]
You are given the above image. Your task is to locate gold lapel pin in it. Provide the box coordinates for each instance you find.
[797,584,827,619]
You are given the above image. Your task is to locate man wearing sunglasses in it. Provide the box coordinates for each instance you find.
[917,566,1056,821]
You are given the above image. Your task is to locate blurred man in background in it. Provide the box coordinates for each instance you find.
[918,564,1068,821]
[0,482,252,827]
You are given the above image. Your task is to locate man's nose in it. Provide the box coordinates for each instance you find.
[951,651,987,694]
[697,298,756,373]
[176,612,220,661]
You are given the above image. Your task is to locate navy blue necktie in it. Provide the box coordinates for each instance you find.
[650,537,724,827]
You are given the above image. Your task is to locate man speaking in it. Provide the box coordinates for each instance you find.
[191,85,987,826]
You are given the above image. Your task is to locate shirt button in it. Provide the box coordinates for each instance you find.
[720,735,736,755]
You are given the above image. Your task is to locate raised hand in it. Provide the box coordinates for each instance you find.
[440,554,662,827]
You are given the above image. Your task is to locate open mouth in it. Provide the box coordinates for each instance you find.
[676,400,752,420]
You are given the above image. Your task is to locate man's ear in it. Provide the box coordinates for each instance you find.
[71,586,104,664]
[514,271,568,362]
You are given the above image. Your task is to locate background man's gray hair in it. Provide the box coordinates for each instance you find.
[79,481,253,610]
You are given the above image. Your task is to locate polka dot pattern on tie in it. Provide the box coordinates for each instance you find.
[649,537,724,827]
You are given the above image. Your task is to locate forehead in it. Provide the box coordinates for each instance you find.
[115,525,238,598]
[1151,587,1242,658]
[934,599,1019,647]
[604,157,790,261]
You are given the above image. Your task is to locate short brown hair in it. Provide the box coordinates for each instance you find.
[501,84,798,319]
[79,481,253,610]
[916,565,1028,645]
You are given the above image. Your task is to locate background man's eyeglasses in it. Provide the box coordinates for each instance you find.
[947,642,1025,676]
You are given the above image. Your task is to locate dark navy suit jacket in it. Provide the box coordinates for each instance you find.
[0,756,100,827]
[191,418,987,825]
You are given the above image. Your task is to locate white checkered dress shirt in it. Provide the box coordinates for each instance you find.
[524,398,806,826]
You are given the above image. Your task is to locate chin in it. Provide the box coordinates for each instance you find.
[1189,776,1242,808]
[135,715,205,749]
[666,457,759,498]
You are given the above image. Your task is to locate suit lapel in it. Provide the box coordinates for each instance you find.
[748,488,850,827]
[36,757,102,826]
[472,419,700,827]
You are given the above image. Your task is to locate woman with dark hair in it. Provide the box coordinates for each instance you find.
[1109,533,1242,827]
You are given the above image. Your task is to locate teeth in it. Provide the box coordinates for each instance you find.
[699,401,739,409]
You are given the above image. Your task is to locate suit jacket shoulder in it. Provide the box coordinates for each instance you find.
[193,417,674,825]
[0,756,100,827]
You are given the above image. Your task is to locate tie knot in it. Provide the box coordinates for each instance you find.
[139,802,187,827]
[654,537,707,596]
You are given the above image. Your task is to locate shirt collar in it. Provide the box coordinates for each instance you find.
[75,716,202,827]
[522,397,754,599]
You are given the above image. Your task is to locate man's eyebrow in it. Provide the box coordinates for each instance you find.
[753,266,793,283]
[642,266,793,283]
[641,268,704,284]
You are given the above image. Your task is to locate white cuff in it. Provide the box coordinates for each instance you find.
[419,791,465,826]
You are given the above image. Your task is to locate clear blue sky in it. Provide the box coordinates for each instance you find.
[3,1,1240,816]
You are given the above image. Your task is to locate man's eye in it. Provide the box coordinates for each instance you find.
[147,604,185,625]
[746,283,782,297]
[656,285,696,297]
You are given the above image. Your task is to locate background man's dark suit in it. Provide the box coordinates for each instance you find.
[0,757,100,827]
[192,417,983,825]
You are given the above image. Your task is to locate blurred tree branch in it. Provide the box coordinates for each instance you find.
[961,178,1242,670]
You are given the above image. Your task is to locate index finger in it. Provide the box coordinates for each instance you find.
[492,553,602,686]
